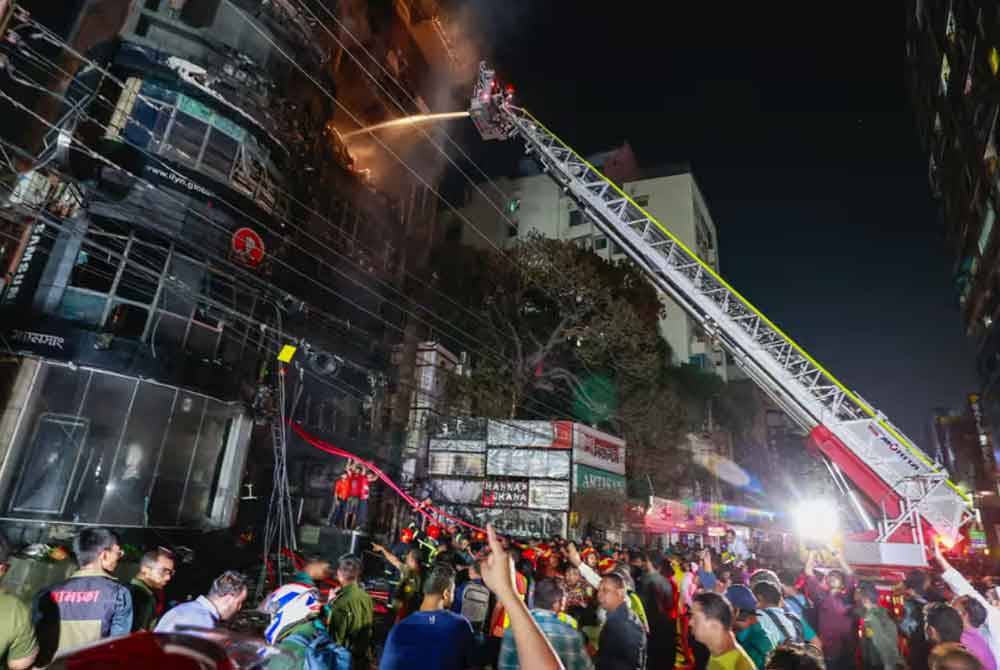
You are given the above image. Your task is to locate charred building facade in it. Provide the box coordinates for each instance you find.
[0,0,477,548]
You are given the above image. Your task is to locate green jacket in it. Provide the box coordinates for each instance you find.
[326,582,373,664]
[128,578,160,632]
[861,606,901,670]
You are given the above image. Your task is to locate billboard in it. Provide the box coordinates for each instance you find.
[431,479,484,505]
[428,452,485,477]
[574,464,627,495]
[481,478,529,507]
[573,424,626,475]
[487,420,573,449]
[444,505,568,538]
[428,439,486,453]
[486,448,571,479]
[528,480,571,510]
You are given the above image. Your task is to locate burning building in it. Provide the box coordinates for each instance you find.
[0,0,478,560]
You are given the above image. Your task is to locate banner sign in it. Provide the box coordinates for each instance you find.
[445,505,567,538]
[481,478,529,507]
[431,479,484,505]
[428,439,486,453]
[574,464,626,494]
[487,420,572,449]
[428,452,485,477]
[430,416,487,440]
[486,448,570,479]
[528,480,570,510]
[572,424,626,475]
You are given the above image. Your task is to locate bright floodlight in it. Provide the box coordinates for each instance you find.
[793,499,839,542]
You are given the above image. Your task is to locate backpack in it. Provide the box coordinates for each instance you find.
[285,626,352,670]
[762,607,804,644]
[460,581,492,632]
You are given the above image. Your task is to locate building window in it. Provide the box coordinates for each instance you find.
[568,209,585,227]
[612,241,624,256]
[695,207,714,251]
[594,236,608,250]
[4,362,246,528]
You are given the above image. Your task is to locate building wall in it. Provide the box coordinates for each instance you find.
[457,165,725,376]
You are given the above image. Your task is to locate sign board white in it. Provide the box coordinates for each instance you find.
[486,448,570,479]
[482,478,529,507]
[528,480,570,510]
[428,439,486,453]
[487,420,573,448]
[572,424,626,475]
[428,452,485,477]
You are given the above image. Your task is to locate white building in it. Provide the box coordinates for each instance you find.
[454,145,727,377]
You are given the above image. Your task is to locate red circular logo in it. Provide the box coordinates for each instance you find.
[231,227,265,267]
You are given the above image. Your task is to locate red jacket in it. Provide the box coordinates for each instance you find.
[334,477,350,500]
[348,473,364,498]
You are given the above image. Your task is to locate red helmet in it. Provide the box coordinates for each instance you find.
[427,524,442,540]
[400,527,415,544]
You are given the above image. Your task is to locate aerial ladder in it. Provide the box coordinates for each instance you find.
[469,63,976,568]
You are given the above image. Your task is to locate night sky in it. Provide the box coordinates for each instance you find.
[454,0,977,440]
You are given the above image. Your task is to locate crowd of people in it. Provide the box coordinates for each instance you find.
[3,520,1000,670]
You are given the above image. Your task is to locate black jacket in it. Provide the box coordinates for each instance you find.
[597,603,648,670]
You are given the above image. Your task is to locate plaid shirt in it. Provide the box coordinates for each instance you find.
[499,609,594,670]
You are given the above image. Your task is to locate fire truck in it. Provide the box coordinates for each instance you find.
[469,62,976,569]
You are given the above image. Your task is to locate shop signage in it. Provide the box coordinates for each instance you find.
[481,478,529,507]
[572,424,626,475]
[431,479,483,505]
[487,420,572,448]
[428,438,486,453]
[486,448,570,479]
[232,227,266,267]
[476,507,567,538]
[9,330,65,350]
[528,480,570,510]
[428,452,484,477]
[574,464,626,494]
[2,222,51,308]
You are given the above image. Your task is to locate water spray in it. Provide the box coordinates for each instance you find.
[342,111,470,139]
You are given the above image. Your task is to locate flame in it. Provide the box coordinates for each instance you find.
[342,111,470,139]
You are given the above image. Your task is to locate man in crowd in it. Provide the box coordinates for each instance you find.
[929,644,985,670]
[926,603,966,649]
[155,570,248,634]
[935,538,1000,664]
[766,644,827,670]
[379,563,475,670]
[636,550,674,670]
[752,580,815,646]
[294,555,333,589]
[129,547,176,632]
[357,469,377,529]
[453,560,492,636]
[499,578,592,670]
[328,470,351,527]
[344,465,365,530]
[690,591,755,670]
[857,581,901,670]
[33,527,132,665]
[327,555,373,669]
[804,549,856,670]
[266,582,349,668]
[727,584,773,669]
[595,572,646,670]
[953,595,997,670]
[0,531,37,670]
[902,568,934,670]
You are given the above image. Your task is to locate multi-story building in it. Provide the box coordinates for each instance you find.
[455,143,727,377]
[0,0,475,554]
[906,0,1000,537]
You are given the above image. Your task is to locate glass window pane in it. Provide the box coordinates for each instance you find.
[178,400,232,524]
[99,381,176,525]
[69,247,116,293]
[10,414,89,514]
[163,112,209,165]
[124,99,162,150]
[151,311,188,352]
[57,288,106,326]
[107,302,149,338]
[68,373,136,522]
[117,241,167,304]
[200,128,238,180]
[161,255,203,315]
[148,394,205,525]
[187,321,220,358]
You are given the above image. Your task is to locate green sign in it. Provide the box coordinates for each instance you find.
[575,464,626,494]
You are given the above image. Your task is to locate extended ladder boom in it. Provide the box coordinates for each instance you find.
[470,63,974,566]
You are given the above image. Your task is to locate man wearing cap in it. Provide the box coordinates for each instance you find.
[727,584,773,670]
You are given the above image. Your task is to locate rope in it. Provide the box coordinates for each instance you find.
[289,422,488,534]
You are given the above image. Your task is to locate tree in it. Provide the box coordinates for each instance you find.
[426,236,665,420]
